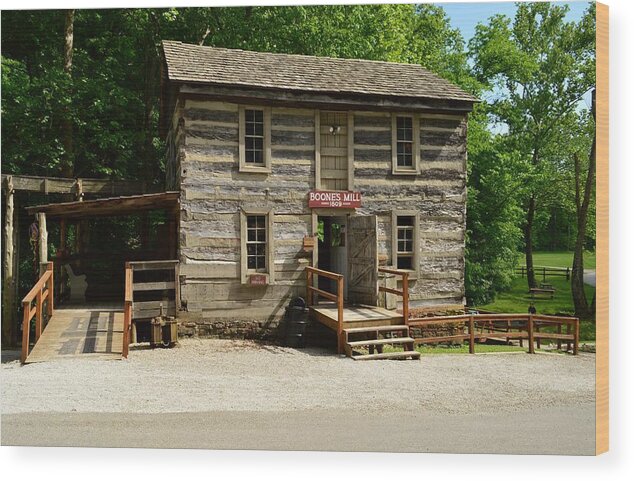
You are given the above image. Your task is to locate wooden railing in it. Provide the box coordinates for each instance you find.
[378,267,409,323]
[408,313,580,355]
[306,266,345,354]
[21,262,54,364]
[123,260,180,358]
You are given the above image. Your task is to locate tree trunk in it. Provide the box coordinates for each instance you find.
[572,89,596,320]
[524,194,537,288]
[60,9,75,178]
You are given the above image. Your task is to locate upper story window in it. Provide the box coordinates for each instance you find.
[396,116,413,168]
[391,113,420,175]
[245,109,264,165]
[239,106,271,172]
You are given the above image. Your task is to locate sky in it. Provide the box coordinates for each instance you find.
[440,0,593,45]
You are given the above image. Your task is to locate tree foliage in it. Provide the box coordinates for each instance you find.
[469,1,596,290]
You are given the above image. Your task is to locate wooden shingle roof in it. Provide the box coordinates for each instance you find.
[162,40,477,104]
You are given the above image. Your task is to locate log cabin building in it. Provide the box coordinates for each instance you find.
[159,40,477,342]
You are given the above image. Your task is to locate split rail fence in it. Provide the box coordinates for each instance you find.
[407,313,579,355]
[516,266,571,281]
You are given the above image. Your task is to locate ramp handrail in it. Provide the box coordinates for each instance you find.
[305,266,345,354]
[21,262,54,364]
[378,267,409,323]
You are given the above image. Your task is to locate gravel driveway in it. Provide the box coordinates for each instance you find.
[1,339,596,454]
[2,339,595,415]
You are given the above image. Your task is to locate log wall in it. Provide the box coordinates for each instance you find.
[169,98,467,331]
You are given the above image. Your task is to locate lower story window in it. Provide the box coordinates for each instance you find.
[396,215,415,270]
[246,215,267,271]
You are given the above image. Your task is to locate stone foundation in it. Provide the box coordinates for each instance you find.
[176,312,285,341]
[408,306,466,345]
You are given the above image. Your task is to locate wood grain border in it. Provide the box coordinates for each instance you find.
[595,1,609,456]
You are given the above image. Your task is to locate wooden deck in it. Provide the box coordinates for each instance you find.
[25,304,124,363]
[310,302,403,331]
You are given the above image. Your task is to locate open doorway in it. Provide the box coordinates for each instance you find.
[317,215,348,299]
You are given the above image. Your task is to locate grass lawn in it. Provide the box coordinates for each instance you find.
[476,276,596,341]
[518,250,596,269]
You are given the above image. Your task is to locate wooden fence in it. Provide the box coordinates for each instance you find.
[516,266,571,281]
[122,260,180,358]
[21,262,54,363]
[306,266,344,353]
[408,313,579,355]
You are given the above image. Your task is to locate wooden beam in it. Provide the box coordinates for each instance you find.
[26,192,180,220]
[1,174,150,196]
[37,213,48,271]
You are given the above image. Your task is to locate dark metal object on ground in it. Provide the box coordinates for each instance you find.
[285,297,309,348]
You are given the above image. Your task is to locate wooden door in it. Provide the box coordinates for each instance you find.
[347,215,378,306]
[320,111,348,191]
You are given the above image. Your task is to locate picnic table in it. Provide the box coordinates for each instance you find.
[529,287,555,299]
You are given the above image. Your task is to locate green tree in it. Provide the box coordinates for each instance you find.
[470,2,596,289]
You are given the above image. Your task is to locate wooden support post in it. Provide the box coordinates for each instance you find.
[573,319,579,355]
[468,315,475,354]
[402,272,409,325]
[20,300,30,364]
[2,176,16,347]
[37,212,48,275]
[337,276,344,355]
[566,322,572,352]
[528,315,535,354]
[536,322,541,349]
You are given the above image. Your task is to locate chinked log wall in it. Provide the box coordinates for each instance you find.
[172,99,466,337]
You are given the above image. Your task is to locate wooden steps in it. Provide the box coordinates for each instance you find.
[343,325,420,361]
[351,351,420,361]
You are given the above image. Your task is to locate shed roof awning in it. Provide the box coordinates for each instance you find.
[26,192,180,220]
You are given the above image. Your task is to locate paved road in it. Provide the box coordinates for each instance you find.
[584,269,596,287]
[2,404,595,455]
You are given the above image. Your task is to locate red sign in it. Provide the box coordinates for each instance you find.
[249,274,268,286]
[308,191,361,208]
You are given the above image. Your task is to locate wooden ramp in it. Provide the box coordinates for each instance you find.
[25,305,124,364]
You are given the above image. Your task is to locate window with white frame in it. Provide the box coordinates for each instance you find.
[391,114,420,174]
[239,106,271,172]
[396,116,413,168]
[245,109,264,165]
[392,211,420,276]
[246,215,267,271]
[240,209,274,284]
